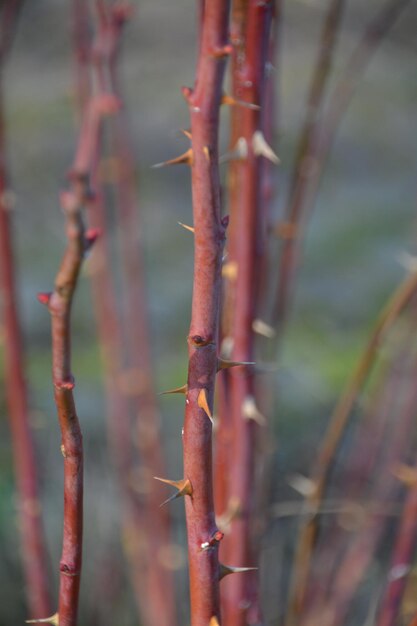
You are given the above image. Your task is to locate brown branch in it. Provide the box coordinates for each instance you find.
[41,175,89,626]
[218,2,275,625]
[286,270,417,626]
[178,1,230,623]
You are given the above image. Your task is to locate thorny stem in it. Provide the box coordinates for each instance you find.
[220,2,275,625]
[181,1,230,624]
[45,176,88,626]
[0,1,51,618]
[273,0,411,335]
[286,270,417,625]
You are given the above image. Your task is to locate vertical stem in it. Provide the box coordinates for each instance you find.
[0,86,51,620]
[221,2,275,625]
[45,175,89,626]
[182,2,230,624]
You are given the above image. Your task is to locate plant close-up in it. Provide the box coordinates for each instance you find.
[0,1,416,625]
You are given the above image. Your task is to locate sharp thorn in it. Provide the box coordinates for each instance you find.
[222,94,260,110]
[252,131,280,164]
[154,477,192,506]
[219,564,258,580]
[152,149,193,169]
[242,395,267,426]
[209,618,220,626]
[26,614,59,626]
[178,221,195,233]
[159,384,188,396]
[198,388,213,423]
[180,128,192,140]
[217,359,255,372]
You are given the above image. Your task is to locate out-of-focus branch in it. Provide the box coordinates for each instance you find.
[273,0,411,334]
[0,0,51,618]
[286,270,417,625]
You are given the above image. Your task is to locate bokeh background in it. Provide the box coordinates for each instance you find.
[1,0,417,624]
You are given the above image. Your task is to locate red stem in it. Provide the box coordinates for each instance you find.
[221,2,274,625]
[181,2,230,624]
[0,93,51,619]
[46,177,88,626]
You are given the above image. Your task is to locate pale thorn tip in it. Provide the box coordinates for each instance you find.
[180,128,192,140]
[178,221,195,234]
[217,358,255,372]
[252,131,280,164]
[220,336,234,359]
[159,384,188,396]
[219,137,248,164]
[209,618,220,626]
[198,388,213,423]
[26,613,59,626]
[203,146,211,163]
[287,473,316,497]
[219,563,258,580]
[252,318,276,338]
[242,395,267,426]
[397,251,417,274]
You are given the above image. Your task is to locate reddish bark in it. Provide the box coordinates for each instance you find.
[220,2,275,625]
[44,175,89,626]
[181,1,230,624]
